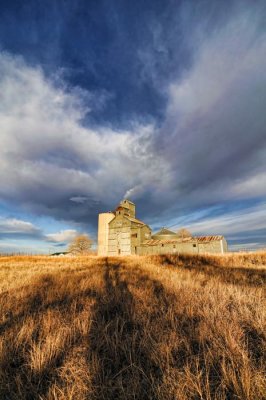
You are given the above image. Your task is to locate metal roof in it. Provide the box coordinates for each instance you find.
[142,239,179,246]
[196,236,223,242]
[142,235,223,246]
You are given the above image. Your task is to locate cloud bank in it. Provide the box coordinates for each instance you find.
[0,2,266,250]
[46,229,79,243]
[0,52,169,227]
[158,9,266,210]
[0,217,40,236]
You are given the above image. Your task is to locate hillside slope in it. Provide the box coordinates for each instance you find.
[0,254,265,399]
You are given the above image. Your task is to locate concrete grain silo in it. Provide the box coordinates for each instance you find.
[97,212,115,256]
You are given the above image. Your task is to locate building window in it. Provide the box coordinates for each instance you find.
[193,244,196,248]
[132,233,137,238]
[162,244,164,247]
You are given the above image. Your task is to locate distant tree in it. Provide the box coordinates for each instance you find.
[68,234,93,255]
[176,228,192,239]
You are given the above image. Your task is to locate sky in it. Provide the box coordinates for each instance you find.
[0,0,266,253]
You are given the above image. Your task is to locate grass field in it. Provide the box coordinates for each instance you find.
[0,253,265,400]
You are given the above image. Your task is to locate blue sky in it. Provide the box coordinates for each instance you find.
[0,0,266,253]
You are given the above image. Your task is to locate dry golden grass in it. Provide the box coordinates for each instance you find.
[0,252,265,399]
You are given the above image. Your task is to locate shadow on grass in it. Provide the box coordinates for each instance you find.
[0,274,98,336]
[159,254,266,287]
[0,273,100,400]
[87,259,234,399]
[87,259,164,400]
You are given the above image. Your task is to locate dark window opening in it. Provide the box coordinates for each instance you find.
[162,244,164,247]
[193,244,196,248]
[132,233,137,238]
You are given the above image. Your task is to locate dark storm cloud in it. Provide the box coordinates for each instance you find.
[0,0,174,125]
[0,0,242,126]
[158,6,266,207]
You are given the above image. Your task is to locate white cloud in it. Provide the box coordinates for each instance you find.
[185,203,266,237]
[168,12,266,119]
[45,229,79,243]
[232,171,266,198]
[70,196,90,204]
[0,4,266,238]
[0,217,39,234]
[158,8,266,209]
[123,185,144,200]
[229,243,266,251]
[0,52,170,222]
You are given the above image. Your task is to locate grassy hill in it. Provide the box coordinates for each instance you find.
[0,253,265,399]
